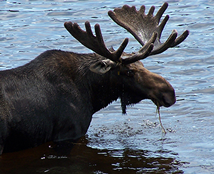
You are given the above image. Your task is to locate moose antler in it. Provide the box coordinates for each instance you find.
[64,21,128,62]
[108,2,189,56]
[64,21,154,64]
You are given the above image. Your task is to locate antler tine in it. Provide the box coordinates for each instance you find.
[156,2,168,24]
[108,2,189,58]
[122,32,157,64]
[122,43,154,65]
[148,29,177,55]
[64,21,129,62]
[171,30,189,47]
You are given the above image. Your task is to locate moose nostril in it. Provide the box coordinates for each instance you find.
[162,93,176,107]
[162,96,171,107]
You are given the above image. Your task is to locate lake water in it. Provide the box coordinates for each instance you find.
[0,0,214,173]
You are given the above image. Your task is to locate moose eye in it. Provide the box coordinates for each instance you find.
[126,70,134,77]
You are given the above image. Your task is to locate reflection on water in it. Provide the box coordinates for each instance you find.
[0,0,214,173]
[0,137,184,174]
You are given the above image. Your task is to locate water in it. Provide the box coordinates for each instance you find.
[0,0,213,173]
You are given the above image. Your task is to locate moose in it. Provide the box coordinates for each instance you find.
[0,2,188,154]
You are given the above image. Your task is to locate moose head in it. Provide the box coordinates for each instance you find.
[64,2,189,113]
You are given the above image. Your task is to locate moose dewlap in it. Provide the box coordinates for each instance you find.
[0,2,188,154]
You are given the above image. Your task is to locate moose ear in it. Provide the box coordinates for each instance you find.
[89,59,117,74]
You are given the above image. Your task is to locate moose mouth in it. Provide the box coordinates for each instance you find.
[151,95,175,108]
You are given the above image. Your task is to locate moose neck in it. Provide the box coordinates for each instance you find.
[91,72,120,113]
[75,54,121,114]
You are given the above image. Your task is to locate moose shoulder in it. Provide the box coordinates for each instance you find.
[0,2,189,154]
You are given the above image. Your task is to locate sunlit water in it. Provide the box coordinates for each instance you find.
[0,0,214,173]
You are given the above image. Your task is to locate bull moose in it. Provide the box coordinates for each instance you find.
[0,2,189,154]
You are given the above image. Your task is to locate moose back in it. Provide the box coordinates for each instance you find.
[0,2,188,154]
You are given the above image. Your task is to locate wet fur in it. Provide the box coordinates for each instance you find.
[0,50,133,153]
